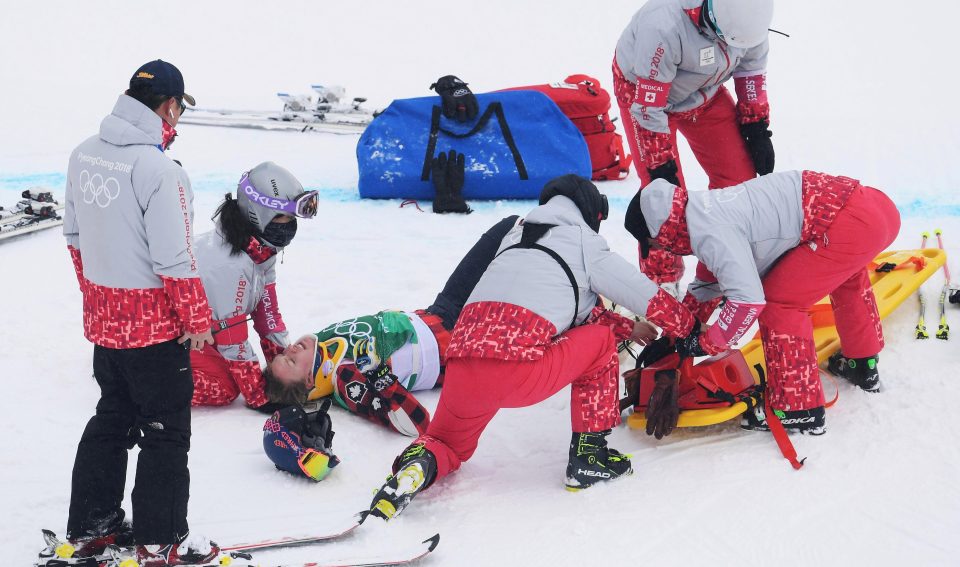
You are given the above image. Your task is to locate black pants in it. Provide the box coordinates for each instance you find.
[427,215,519,330]
[67,339,193,545]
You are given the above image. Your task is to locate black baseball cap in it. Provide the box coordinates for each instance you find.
[129,60,196,106]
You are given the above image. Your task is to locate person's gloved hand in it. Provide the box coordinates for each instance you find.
[432,150,471,214]
[647,159,680,186]
[645,369,679,439]
[740,120,775,175]
[675,319,708,359]
[635,336,676,368]
[301,399,336,453]
[353,337,398,392]
[430,75,479,122]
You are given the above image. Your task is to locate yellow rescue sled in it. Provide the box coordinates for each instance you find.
[626,248,947,429]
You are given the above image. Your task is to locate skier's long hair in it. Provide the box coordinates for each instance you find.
[213,193,257,255]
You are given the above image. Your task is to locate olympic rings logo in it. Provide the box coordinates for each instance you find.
[79,169,121,208]
[321,318,373,340]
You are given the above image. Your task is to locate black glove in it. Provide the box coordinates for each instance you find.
[950,288,960,305]
[430,75,479,122]
[740,120,775,175]
[645,369,679,439]
[675,320,708,359]
[301,399,335,453]
[635,336,676,368]
[432,149,471,214]
[353,337,400,392]
[647,159,680,186]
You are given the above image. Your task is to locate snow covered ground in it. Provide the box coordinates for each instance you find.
[2,1,960,565]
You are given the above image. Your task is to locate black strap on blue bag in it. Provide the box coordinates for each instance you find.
[420,102,528,182]
[496,222,580,331]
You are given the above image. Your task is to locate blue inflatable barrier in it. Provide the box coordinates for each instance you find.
[357,91,591,200]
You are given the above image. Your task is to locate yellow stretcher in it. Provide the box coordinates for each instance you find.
[626,248,947,429]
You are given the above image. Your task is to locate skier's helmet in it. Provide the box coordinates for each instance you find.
[236,161,306,233]
[538,174,609,232]
[704,0,774,49]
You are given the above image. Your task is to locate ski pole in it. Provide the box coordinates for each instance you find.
[917,232,930,339]
[935,229,950,340]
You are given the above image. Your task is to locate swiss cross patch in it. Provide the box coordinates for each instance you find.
[345,380,368,404]
[634,79,670,108]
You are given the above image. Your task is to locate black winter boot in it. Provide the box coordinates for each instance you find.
[369,444,437,521]
[827,351,880,392]
[565,430,633,491]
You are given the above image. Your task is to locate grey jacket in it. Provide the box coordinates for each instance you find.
[642,171,805,305]
[466,196,660,335]
[194,230,290,363]
[64,95,199,287]
[615,0,768,134]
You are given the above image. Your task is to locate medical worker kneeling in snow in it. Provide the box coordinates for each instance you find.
[365,174,702,521]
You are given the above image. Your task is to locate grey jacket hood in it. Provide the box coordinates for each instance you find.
[525,195,592,229]
[638,179,678,238]
[99,95,163,147]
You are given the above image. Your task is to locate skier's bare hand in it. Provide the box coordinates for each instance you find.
[629,319,659,346]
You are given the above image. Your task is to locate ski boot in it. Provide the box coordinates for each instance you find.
[564,430,633,492]
[741,405,826,435]
[369,444,437,521]
[42,512,134,563]
[136,533,220,566]
[827,351,880,392]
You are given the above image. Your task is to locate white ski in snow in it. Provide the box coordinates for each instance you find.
[0,189,64,243]
[179,84,377,135]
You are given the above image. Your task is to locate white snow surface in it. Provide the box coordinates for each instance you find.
[2,1,960,565]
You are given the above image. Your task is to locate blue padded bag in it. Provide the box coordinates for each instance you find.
[357,91,591,200]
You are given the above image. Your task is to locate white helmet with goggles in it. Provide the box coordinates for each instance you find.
[236,161,319,233]
[704,0,774,49]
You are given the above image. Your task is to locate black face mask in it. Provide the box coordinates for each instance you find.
[261,218,298,248]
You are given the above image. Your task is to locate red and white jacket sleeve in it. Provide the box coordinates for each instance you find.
[583,231,696,339]
[586,303,636,341]
[692,233,766,353]
[144,169,212,334]
[732,41,770,125]
[623,32,681,169]
[252,276,290,363]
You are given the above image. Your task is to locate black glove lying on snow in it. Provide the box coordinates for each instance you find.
[432,149,471,214]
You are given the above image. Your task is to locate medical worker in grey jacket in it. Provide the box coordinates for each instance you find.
[61,60,220,564]
[613,0,775,291]
[626,171,900,436]
[366,175,699,521]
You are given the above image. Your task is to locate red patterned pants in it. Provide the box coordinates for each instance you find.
[417,324,621,483]
[760,186,901,410]
[613,66,756,283]
[190,345,239,406]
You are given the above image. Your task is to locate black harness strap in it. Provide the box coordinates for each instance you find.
[496,223,580,331]
[420,102,528,181]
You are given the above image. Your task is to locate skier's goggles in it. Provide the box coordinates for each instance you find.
[299,449,335,481]
[238,173,319,219]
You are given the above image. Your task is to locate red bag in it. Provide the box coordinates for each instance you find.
[504,75,631,181]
